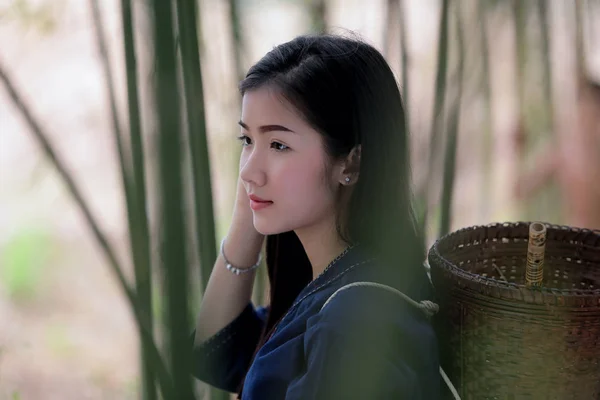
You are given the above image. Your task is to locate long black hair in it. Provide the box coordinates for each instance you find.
[237,33,427,396]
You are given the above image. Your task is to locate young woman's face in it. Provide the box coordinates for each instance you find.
[238,86,342,236]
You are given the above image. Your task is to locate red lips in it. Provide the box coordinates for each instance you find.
[248,194,273,211]
[248,194,270,202]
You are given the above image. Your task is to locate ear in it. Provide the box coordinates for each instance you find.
[337,145,361,186]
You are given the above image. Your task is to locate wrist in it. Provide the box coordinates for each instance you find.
[229,212,263,241]
[221,237,262,274]
[223,226,264,268]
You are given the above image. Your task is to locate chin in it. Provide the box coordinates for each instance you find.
[253,223,283,236]
[252,219,276,236]
[252,216,291,236]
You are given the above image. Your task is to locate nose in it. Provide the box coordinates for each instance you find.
[239,147,267,188]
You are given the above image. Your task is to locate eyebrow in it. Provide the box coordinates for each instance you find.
[238,121,296,134]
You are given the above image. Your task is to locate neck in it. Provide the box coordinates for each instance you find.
[294,216,348,280]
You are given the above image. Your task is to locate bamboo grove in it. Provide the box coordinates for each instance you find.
[1,0,598,399]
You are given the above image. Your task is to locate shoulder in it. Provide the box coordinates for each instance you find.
[311,280,436,339]
[296,280,440,399]
[317,252,436,324]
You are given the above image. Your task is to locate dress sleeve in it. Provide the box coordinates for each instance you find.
[284,288,440,400]
[190,303,268,392]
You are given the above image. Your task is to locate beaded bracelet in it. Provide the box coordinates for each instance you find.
[220,237,262,275]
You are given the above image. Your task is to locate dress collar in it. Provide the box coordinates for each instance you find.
[268,243,374,338]
[294,243,373,302]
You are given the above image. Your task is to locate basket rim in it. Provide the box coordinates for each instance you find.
[427,221,600,296]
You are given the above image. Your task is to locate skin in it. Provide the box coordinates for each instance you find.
[238,86,356,278]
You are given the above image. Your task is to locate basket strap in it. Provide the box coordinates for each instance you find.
[321,281,440,317]
[321,281,461,400]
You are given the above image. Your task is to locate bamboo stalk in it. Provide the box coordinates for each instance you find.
[399,0,410,129]
[174,2,225,398]
[175,0,217,297]
[119,0,156,398]
[511,0,528,220]
[439,1,465,238]
[89,1,157,397]
[421,0,451,237]
[225,0,265,310]
[89,0,133,205]
[89,2,156,397]
[383,0,398,57]
[477,0,493,222]
[150,0,195,397]
[309,0,327,34]
[512,0,527,126]
[228,0,245,82]
[175,3,229,399]
[574,0,586,85]
[537,0,554,134]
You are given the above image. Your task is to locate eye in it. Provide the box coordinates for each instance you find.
[236,135,252,147]
[271,141,290,152]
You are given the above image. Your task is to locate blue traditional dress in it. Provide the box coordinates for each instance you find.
[191,245,440,399]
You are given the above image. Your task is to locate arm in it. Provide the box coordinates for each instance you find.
[191,178,266,391]
[285,288,440,400]
[194,180,264,345]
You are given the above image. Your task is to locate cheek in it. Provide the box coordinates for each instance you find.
[275,157,334,207]
[251,151,339,235]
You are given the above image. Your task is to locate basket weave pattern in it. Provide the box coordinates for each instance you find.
[428,222,600,399]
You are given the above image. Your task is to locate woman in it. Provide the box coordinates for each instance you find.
[191,34,440,399]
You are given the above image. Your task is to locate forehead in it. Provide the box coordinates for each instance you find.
[241,87,307,129]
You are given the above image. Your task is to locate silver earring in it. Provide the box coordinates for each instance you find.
[345,177,351,184]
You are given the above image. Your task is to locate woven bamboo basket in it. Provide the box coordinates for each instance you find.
[428,222,600,399]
